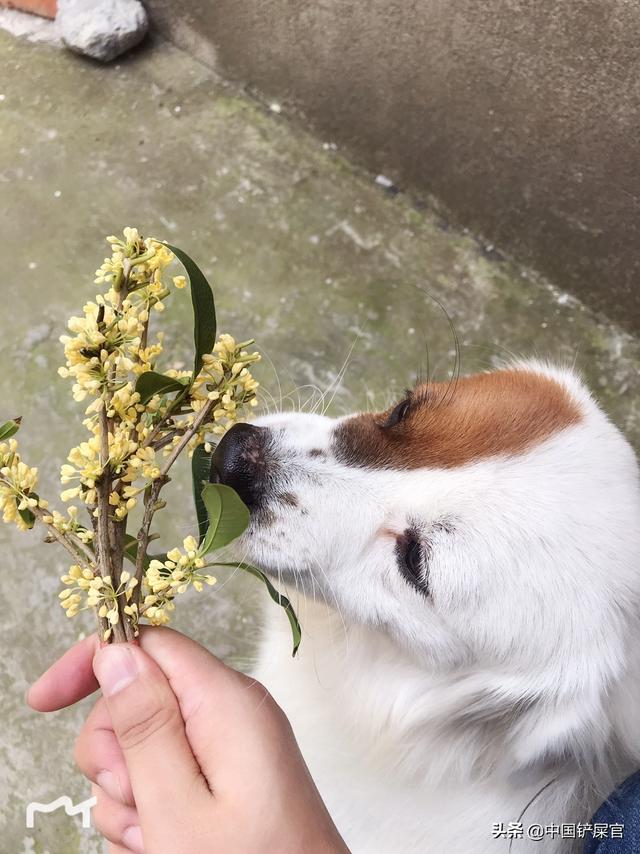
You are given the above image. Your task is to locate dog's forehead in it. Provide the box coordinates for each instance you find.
[331,369,583,470]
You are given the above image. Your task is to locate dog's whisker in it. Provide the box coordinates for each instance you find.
[320,328,364,417]
[305,328,363,418]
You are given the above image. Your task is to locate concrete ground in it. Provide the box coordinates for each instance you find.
[1,28,640,854]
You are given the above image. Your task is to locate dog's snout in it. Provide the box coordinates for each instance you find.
[210,422,266,509]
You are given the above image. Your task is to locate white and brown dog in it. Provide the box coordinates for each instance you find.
[212,361,640,853]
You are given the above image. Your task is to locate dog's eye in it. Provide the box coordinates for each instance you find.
[383,397,411,428]
[404,539,424,580]
[397,534,428,594]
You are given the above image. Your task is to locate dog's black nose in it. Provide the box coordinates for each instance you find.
[210,422,265,509]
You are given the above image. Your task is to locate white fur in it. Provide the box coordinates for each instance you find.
[240,363,640,853]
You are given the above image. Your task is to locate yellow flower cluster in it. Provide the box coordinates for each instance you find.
[42,505,94,544]
[57,234,176,518]
[59,303,145,404]
[61,231,174,407]
[60,429,160,518]
[141,535,217,626]
[57,231,261,525]
[189,334,260,442]
[59,563,139,640]
[96,227,174,302]
[0,438,42,530]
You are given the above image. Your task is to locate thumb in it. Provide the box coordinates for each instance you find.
[93,644,210,843]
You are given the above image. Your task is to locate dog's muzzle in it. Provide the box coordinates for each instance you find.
[210,422,268,510]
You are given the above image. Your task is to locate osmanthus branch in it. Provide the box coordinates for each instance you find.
[0,231,270,648]
[153,427,187,452]
[30,503,94,567]
[98,292,135,644]
[160,399,216,479]
[92,504,127,643]
[25,502,111,639]
[100,272,136,643]
[130,399,216,610]
[131,476,166,607]
[96,406,129,643]
[0,475,94,575]
[139,391,188,452]
[28,503,96,565]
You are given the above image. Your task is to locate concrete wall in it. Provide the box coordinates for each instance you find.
[145,0,640,330]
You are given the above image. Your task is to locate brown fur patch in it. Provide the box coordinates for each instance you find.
[333,369,582,470]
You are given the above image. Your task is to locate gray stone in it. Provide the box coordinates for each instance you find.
[0,7,64,48]
[57,0,147,62]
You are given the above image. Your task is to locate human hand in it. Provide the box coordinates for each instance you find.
[28,627,348,854]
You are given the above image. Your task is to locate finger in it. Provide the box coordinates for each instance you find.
[109,847,137,854]
[134,627,346,851]
[75,697,134,806]
[27,633,100,711]
[138,625,250,718]
[91,783,144,854]
[135,628,342,846]
[137,627,287,789]
[92,642,210,842]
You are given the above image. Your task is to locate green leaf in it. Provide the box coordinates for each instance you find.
[0,418,21,441]
[197,480,301,657]
[18,506,36,529]
[192,444,213,545]
[162,242,217,378]
[200,483,250,554]
[216,562,302,656]
[16,487,38,530]
[123,534,142,567]
[135,371,189,406]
